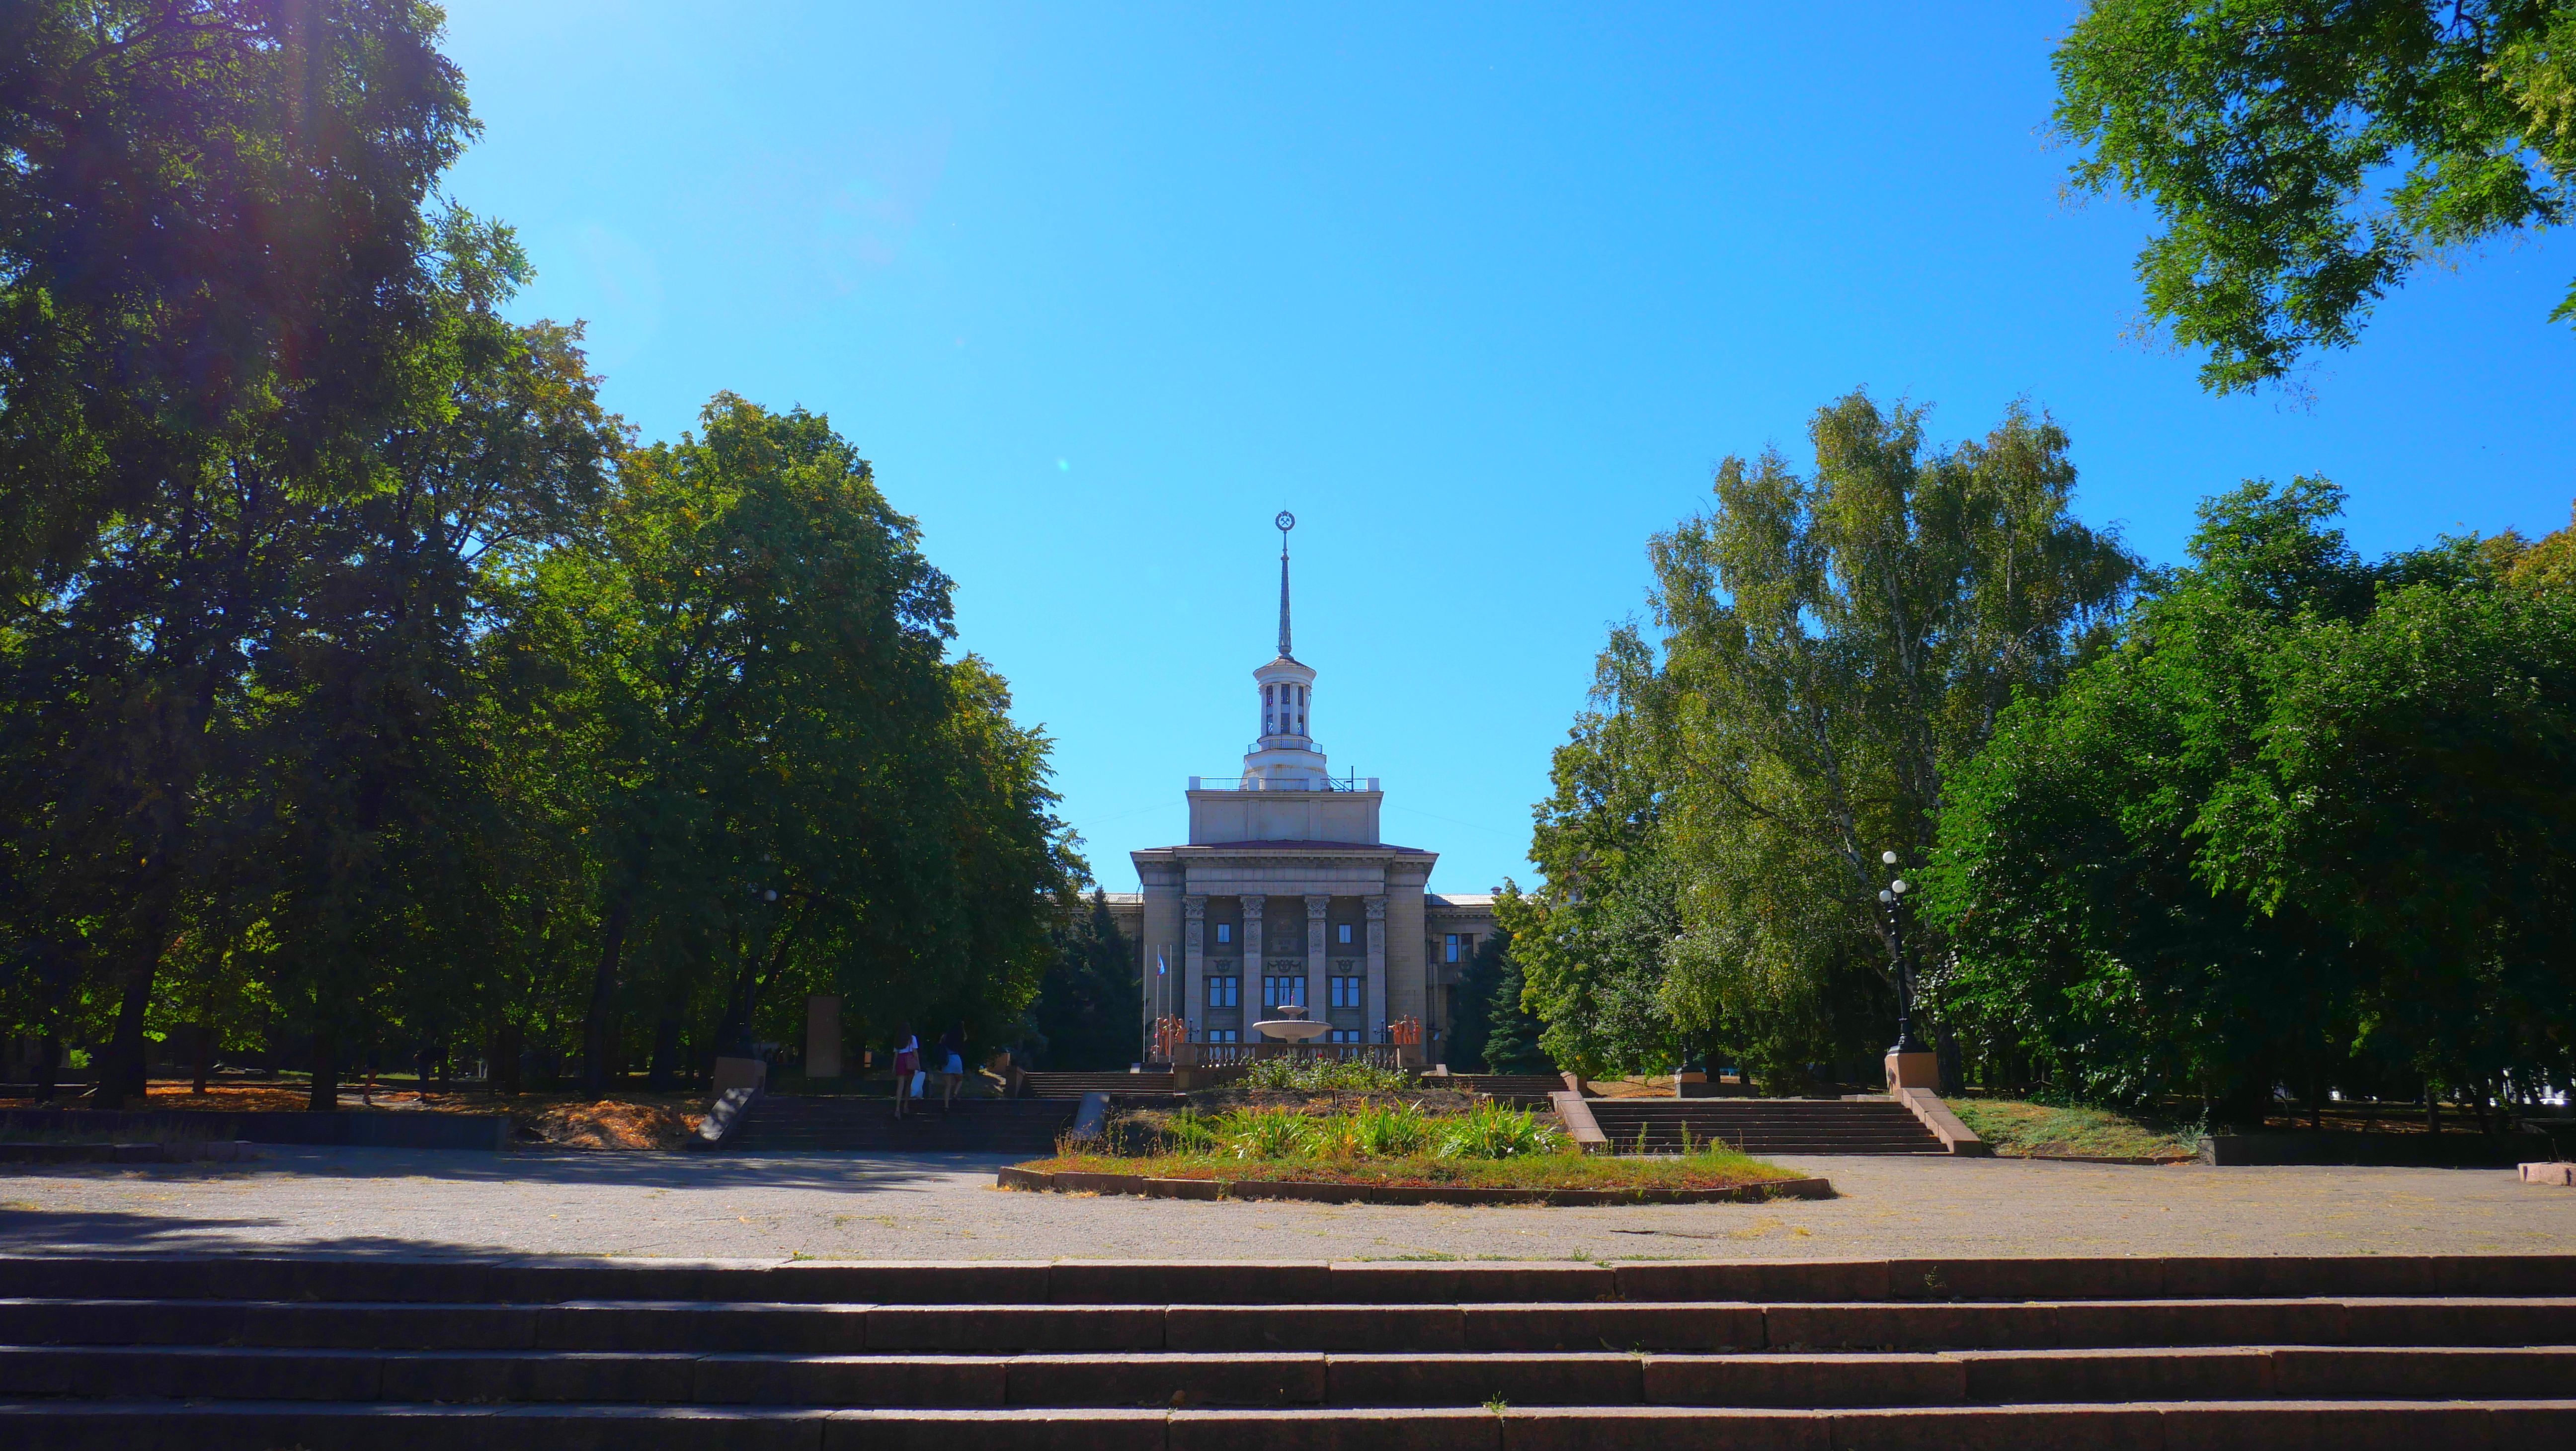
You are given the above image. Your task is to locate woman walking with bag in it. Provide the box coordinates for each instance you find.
[938,1022,967,1112]
[891,1025,920,1119]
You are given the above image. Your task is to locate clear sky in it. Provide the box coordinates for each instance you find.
[438,1,2574,896]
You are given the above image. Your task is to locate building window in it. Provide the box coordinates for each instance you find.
[1445,933,1470,963]
[1263,975,1306,1009]
[1329,975,1362,1009]
[1215,923,1231,944]
[1207,1028,1238,1044]
[1337,923,1353,945]
[1329,1029,1360,1044]
[1208,975,1239,1009]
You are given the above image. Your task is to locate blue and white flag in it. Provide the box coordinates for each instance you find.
[1156,948,1168,976]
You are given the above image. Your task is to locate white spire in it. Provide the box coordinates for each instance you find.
[1246,511,1325,788]
[1276,509,1294,659]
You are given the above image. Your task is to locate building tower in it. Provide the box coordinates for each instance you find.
[1119,512,1496,1067]
[1242,510,1329,789]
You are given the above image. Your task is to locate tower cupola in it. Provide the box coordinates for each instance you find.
[1242,511,1330,788]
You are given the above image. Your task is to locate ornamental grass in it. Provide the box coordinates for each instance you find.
[1049,1100,1797,1190]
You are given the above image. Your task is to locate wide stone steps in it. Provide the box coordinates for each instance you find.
[5,1256,2573,1447]
[9,1295,2575,1352]
[21,1397,2576,1450]
[1020,1072,1175,1098]
[726,1099,1073,1154]
[5,1343,2573,1403]
[1588,1099,1947,1155]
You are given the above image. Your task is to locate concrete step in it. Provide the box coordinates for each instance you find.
[12,1257,2576,1306]
[7,1397,2574,1450]
[725,1099,1074,1153]
[8,1297,2574,1353]
[1588,1099,1945,1156]
[7,1344,2574,1407]
[1021,1073,1176,1099]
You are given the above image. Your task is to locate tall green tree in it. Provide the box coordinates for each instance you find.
[0,0,476,1101]
[1018,888,1141,1071]
[516,395,1076,1091]
[1929,479,2576,1117]
[1,0,475,578]
[1447,928,1549,1075]
[2055,1,2576,392]
[1508,394,2134,1085]
[241,217,619,1108]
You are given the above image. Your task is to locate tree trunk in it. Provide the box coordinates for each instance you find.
[646,1017,682,1092]
[307,1033,338,1113]
[581,893,632,1095]
[192,1026,213,1096]
[34,1036,59,1102]
[1934,1020,1963,1096]
[489,1021,522,1098]
[88,945,164,1107]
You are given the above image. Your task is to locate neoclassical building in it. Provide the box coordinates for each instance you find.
[1104,515,1496,1062]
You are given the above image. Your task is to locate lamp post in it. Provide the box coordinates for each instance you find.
[1878,850,1924,1055]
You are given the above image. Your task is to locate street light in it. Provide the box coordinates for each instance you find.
[1880,851,1923,1054]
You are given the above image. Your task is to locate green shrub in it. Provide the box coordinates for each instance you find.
[1436,1102,1563,1159]
[1222,1107,1319,1159]
[1240,1056,1415,1094]
[1352,1101,1436,1157]
[1157,1109,1220,1155]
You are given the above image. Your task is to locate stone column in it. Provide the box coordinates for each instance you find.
[1364,896,1388,1042]
[1305,895,1331,1023]
[1242,896,1266,1015]
[1182,895,1208,1040]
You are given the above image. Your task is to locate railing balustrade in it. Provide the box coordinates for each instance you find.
[1185,773,1380,793]
[1169,1040,1405,1069]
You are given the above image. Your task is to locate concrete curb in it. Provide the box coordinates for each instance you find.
[995,1167,1836,1206]
[0,1139,254,1165]
[0,1107,506,1152]
[1549,1092,1608,1154]
[1895,1089,1989,1157]
[2521,1161,2575,1186]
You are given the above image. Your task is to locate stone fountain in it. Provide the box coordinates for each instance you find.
[1252,1003,1329,1042]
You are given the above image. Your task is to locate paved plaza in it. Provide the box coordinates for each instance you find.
[3,1148,2571,1263]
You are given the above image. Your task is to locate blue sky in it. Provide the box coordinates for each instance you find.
[439,1,2575,895]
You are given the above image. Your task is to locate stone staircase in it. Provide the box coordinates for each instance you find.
[1,1254,2572,1446]
[724,1097,1073,1154]
[1019,1071,1177,1099]
[1444,1074,1565,1106]
[1588,1096,1947,1155]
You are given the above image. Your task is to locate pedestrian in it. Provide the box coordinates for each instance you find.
[939,1022,967,1111]
[892,1024,919,1119]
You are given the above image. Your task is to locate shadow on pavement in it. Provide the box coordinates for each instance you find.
[0,1146,1017,1193]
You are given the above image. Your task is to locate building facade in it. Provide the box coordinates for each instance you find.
[1102,515,1496,1063]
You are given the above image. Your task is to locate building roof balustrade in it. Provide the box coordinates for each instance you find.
[1190,773,1378,792]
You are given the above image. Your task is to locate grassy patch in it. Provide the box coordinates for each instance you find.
[1944,1098,2199,1159]
[1020,1144,1799,1191]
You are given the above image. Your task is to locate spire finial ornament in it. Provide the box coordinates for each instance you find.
[1275,510,1295,659]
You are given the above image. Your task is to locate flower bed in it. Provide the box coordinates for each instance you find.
[1025,1098,1828,1204]
[1016,1146,1807,1193]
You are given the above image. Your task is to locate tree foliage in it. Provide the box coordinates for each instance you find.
[1017,889,1141,1072]
[1447,929,1550,1075]
[1929,480,2576,1116]
[0,1,1077,1103]
[1507,393,2135,1084]
[2056,0,2576,391]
